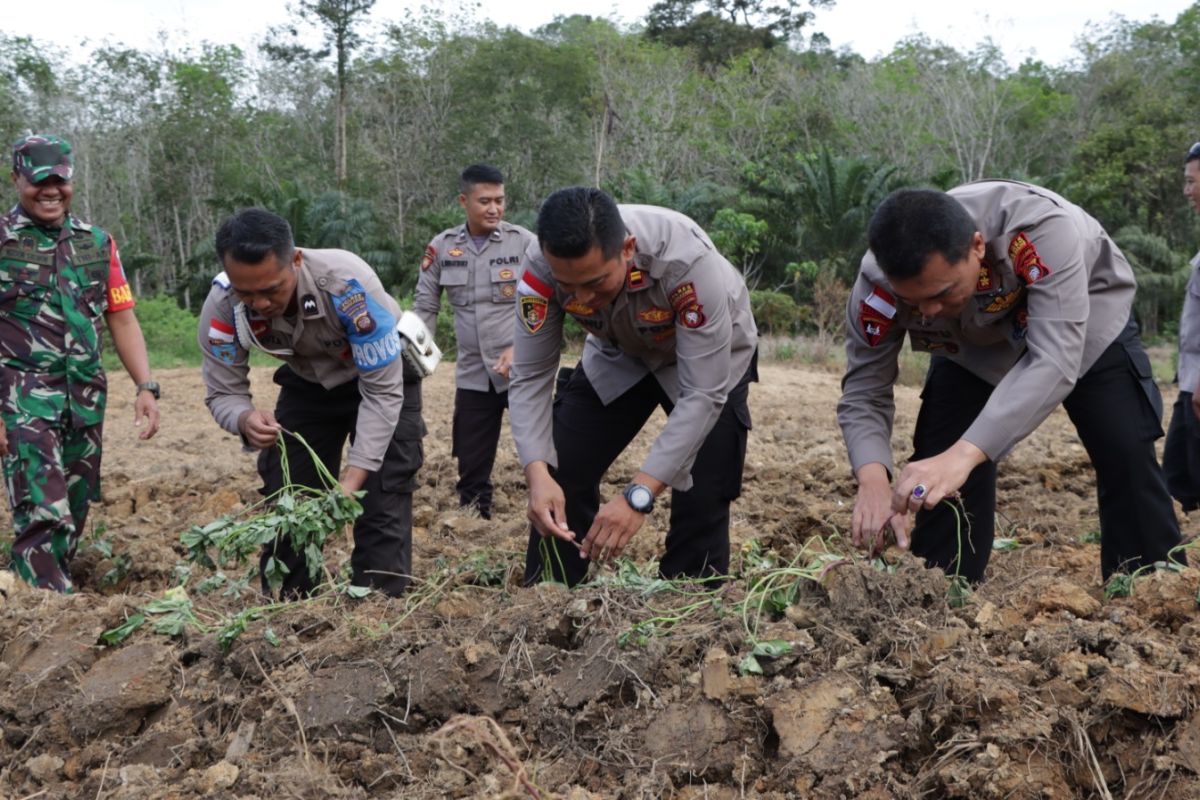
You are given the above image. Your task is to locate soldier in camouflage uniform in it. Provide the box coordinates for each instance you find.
[0,135,161,592]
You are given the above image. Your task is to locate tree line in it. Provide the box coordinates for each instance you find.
[3,0,1199,339]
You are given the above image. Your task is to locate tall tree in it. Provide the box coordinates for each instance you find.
[267,0,376,188]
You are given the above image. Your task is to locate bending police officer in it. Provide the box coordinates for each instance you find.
[510,187,758,587]
[199,208,425,597]
[839,181,1183,582]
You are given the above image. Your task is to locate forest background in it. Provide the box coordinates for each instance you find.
[3,0,1200,364]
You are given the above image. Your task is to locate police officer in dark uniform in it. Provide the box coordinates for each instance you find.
[839,181,1182,583]
[413,165,534,518]
[199,208,424,597]
[509,187,758,587]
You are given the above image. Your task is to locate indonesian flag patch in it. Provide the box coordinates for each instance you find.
[518,270,553,334]
[859,285,897,347]
[208,317,235,343]
[1008,232,1051,285]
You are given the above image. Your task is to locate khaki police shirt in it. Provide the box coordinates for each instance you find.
[509,204,758,491]
[1177,250,1200,395]
[838,180,1137,475]
[413,221,535,392]
[198,248,406,472]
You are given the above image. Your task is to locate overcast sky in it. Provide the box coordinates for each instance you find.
[4,0,1195,66]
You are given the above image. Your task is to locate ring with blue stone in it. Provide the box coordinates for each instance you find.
[911,483,928,500]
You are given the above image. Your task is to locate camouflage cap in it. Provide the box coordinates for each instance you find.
[12,135,74,183]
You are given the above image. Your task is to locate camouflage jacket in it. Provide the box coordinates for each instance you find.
[0,206,135,428]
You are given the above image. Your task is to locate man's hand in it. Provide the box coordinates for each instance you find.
[525,461,575,543]
[851,463,907,552]
[340,465,369,495]
[580,497,646,562]
[0,418,8,457]
[238,409,282,450]
[887,440,988,544]
[492,346,514,379]
[133,391,160,440]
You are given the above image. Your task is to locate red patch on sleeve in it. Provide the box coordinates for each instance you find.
[1008,232,1051,285]
[668,282,705,328]
[420,245,436,271]
[859,304,893,347]
[105,237,135,311]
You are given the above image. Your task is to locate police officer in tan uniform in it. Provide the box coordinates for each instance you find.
[510,187,758,587]
[413,164,534,519]
[1163,141,1200,511]
[199,208,424,598]
[839,181,1182,583]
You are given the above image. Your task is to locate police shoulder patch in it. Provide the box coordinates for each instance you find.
[519,295,549,333]
[1008,232,1051,285]
[331,278,401,372]
[420,245,436,271]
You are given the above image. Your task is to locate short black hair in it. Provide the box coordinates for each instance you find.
[460,164,504,194]
[867,189,976,279]
[215,208,295,266]
[537,187,626,261]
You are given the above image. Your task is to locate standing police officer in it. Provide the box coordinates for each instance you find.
[1163,141,1200,511]
[413,164,534,519]
[1,134,160,592]
[510,187,758,587]
[839,181,1182,583]
[199,208,424,597]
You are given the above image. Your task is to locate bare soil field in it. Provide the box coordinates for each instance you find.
[2,362,1199,799]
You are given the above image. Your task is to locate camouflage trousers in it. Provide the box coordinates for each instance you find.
[2,416,103,592]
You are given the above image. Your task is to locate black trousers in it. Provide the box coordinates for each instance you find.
[452,384,508,518]
[1163,391,1200,512]
[258,365,424,598]
[524,356,757,587]
[911,319,1181,582]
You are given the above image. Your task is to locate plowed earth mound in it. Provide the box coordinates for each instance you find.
[2,363,1199,799]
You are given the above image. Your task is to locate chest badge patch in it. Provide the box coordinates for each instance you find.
[564,299,595,317]
[448,247,464,257]
[301,294,319,315]
[500,283,516,298]
[639,306,673,324]
[498,268,514,280]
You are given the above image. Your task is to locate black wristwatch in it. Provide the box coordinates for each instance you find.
[622,483,655,514]
[136,380,161,400]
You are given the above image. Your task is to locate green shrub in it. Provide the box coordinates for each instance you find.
[750,290,803,336]
[103,295,201,370]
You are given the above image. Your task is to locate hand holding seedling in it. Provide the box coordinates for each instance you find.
[238,408,282,449]
[524,461,576,544]
[888,440,987,545]
[851,463,907,553]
